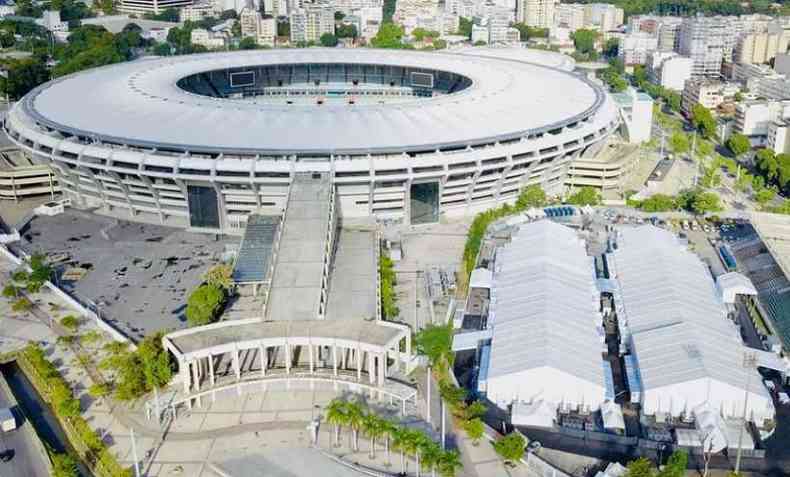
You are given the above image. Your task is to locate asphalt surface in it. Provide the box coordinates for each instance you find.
[0,374,51,477]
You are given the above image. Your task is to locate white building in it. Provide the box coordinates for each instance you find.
[735,100,772,137]
[554,3,584,31]
[35,10,68,34]
[678,15,736,77]
[775,53,790,77]
[681,79,740,116]
[647,52,693,91]
[584,3,623,33]
[612,88,654,143]
[290,3,335,44]
[479,220,607,414]
[618,31,658,66]
[610,226,775,427]
[516,0,554,29]
[240,8,276,46]
[180,2,219,22]
[768,119,790,155]
[190,28,226,49]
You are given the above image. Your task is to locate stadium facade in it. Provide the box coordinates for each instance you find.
[4,48,621,231]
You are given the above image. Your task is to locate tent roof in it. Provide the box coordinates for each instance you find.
[716,272,757,304]
[487,220,605,390]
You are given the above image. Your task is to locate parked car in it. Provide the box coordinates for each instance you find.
[0,408,15,432]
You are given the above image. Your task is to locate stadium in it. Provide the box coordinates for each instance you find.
[4,48,621,230]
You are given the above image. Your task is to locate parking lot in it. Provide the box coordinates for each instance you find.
[12,210,235,339]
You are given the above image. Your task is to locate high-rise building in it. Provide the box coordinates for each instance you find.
[584,3,623,33]
[618,32,658,66]
[734,25,790,65]
[118,0,192,14]
[678,15,735,77]
[290,3,334,44]
[681,79,741,116]
[656,17,682,52]
[647,52,693,91]
[555,3,585,31]
[517,0,554,29]
[180,2,218,22]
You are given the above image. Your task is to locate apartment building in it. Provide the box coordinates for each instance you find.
[239,7,276,46]
[678,15,736,77]
[584,3,623,33]
[734,26,790,65]
[681,79,740,116]
[290,3,334,44]
[555,3,585,31]
[647,51,693,91]
[180,2,218,22]
[516,0,554,28]
[191,28,226,49]
[618,31,659,66]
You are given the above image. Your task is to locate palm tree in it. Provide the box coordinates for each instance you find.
[420,441,443,477]
[391,426,410,475]
[361,413,385,459]
[325,399,347,448]
[345,400,365,452]
[381,420,397,468]
[437,450,462,477]
[411,431,431,477]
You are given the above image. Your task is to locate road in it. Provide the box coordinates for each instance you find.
[0,375,51,477]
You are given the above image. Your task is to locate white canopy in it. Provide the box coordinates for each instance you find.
[511,399,556,428]
[716,272,758,304]
[470,268,493,290]
[601,400,625,431]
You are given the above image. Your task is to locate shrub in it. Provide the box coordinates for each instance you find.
[52,452,79,477]
[493,432,525,464]
[11,297,32,312]
[60,315,80,332]
[185,283,225,326]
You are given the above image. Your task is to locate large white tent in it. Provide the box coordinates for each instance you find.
[609,226,774,425]
[481,220,606,413]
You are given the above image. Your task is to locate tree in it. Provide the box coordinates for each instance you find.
[755,188,775,207]
[669,132,690,155]
[203,264,234,290]
[334,10,345,20]
[571,29,598,55]
[465,400,487,420]
[60,315,80,332]
[658,450,687,477]
[690,104,717,139]
[692,191,722,214]
[603,37,619,57]
[325,399,348,447]
[238,36,257,49]
[52,383,80,417]
[137,331,174,389]
[362,413,386,459]
[345,400,365,451]
[438,450,463,477]
[336,23,358,39]
[415,324,453,368]
[639,193,677,212]
[727,133,751,158]
[185,283,225,326]
[319,32,338,47]
[391,426,411,475]
[380,254,398,319]
[625,457,655,477]
[515,184,547,210]
[144,7,179,22]
[493,432,525,464]
[371,22,404,48]
[567,186,601,206]
[696,140,714,160]
[88,382,111,400]
[464,418,484,445]
[411,27,439,41]
[0,57,49,101]
[457,17,472,39]
[52,453,79,477]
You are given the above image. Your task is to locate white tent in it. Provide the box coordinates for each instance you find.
[610,226,774,425]
[484,220,606,412]
[511,399,557,428]
[600,400,625,431]
[716,272,758,304]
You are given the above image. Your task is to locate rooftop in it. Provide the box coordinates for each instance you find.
[15,48,609,155]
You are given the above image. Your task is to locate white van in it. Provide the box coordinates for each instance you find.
[0,408,15,432]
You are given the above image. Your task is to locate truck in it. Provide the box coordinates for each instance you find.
[0,407,16,432]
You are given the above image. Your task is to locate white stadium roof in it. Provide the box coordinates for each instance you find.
[610,226,774,422]
[18,48,609,155]
[484,220,606,409]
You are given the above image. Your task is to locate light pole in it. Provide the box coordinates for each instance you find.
[735,351,757,475]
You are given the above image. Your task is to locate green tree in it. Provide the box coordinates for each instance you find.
[639,194,677,212]
[336,23,358,38]
[415,323,453,368]
[52,453,79,477]
[0,57,49,101]
[411,27,439,41]
[493,432,525,464]
[438,449,463,477]
[457,17,472,39]
[727,133,751,158]
[465,400,487,420]
[755,188,775,207]
[571,28,598,55]
[464,418,484,445]
[137,331,174,389]
[567,186,601,206]
[692,191,722,214]
[669,132,690,155]
[144,7,179,21]
[690,104,717,139]
[379,254,398,319]
[238,36,257,49]
[203,263,234,290]
[515,184,547,210]
[658,450,687,477]
[362,412,386,459]
[603,37,619,57]
[319,32,338,47]
[60,315,80,332]
[325,399,349,447]
[371,22,404,48]
[185,283,225,326]
[625,457,655,477]
[52,383,80,417]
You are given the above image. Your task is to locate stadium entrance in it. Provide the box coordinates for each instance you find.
[187,185,220,229]
[410,181,439,225]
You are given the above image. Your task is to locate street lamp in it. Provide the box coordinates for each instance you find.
[734,351,758,475]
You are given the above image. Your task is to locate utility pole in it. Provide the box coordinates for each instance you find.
[131,427,141,477]
[735,352,758,475]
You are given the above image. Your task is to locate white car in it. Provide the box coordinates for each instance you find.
[779,392,790,405]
